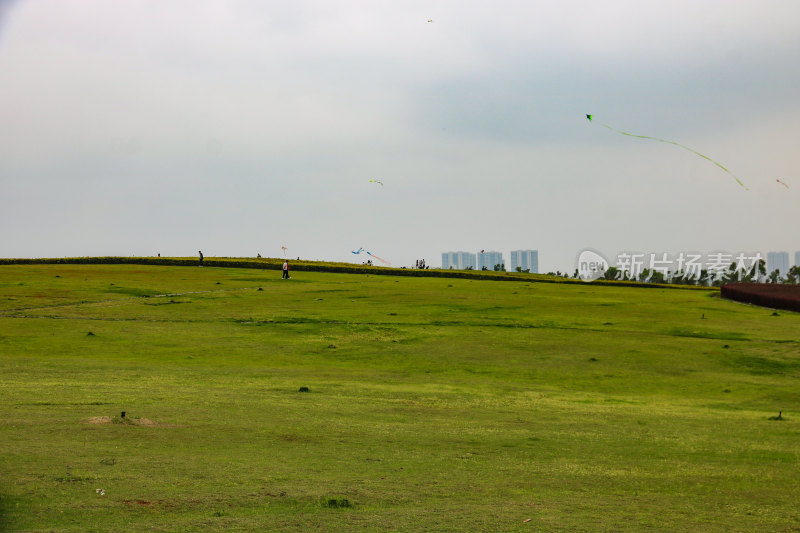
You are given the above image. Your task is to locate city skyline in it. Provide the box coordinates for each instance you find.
[442,250,537,272]
[767,251,791,276]
[510,250,539,274]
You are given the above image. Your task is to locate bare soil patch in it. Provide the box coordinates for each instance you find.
[87,416,177,427]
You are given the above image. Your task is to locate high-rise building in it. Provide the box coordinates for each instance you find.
[796,251,800,268]
[441,252,454,269]
[477,251,504,271]
[510,250,539,273]
[441,251,477,270]
[767,251,790,276]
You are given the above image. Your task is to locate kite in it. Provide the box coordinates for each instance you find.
[281,246,287,256]
[351,247,391,265]
[776,179,789,189]
[427,19,434,22]
[587,114,748,190]
[369,179,384,186]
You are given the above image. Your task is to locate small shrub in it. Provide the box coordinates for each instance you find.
[323,498,352,508]
[298,386,310,393]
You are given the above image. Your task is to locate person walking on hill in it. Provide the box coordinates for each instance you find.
[282,260,290,279]
[198,250,204,267]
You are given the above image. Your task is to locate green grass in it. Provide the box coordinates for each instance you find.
[1,264,798,532]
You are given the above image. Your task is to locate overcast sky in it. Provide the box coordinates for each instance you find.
[1,0,798,272]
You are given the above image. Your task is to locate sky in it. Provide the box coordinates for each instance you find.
[1,0,798,272]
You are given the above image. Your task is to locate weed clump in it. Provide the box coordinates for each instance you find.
[323,498,352,508]
[298,387,310,393]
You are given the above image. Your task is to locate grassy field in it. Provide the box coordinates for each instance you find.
[1,263,799,532]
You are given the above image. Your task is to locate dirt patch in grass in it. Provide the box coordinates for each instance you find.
[87,416,179,427]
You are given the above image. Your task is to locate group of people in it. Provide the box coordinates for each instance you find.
[198,250,291,279]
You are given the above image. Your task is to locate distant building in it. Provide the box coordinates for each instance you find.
[477,251,504,271]
[767,251,790,276]
[510,250,539,273]
[441,251,477,270]
[796,251,800,268]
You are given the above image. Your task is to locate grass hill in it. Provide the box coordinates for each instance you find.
[1,263,798,532]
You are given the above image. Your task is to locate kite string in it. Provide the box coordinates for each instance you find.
[368,254,391,265]
[598,123,748,190]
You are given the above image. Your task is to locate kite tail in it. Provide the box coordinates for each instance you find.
[366,252,391,265]
[598,123,749,190]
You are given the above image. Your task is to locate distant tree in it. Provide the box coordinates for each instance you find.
[493,263,505,271]
[515,266,530,273]
[755,259,767,282]
[738,264,755,283]
[720,262,739,285]
[768,269,782,284]
[671,270,687,285]
[785,265,800,284]
[603,267,619,280]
